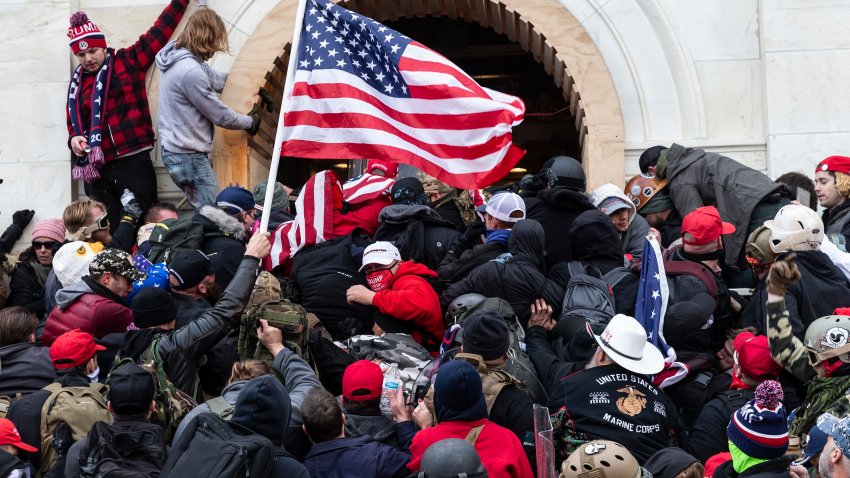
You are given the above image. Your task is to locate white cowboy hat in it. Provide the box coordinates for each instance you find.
[586,314,664,375]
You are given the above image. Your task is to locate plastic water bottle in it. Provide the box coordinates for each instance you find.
[380,363,400,415]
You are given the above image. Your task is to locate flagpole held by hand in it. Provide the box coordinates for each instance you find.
[259,0,308,233]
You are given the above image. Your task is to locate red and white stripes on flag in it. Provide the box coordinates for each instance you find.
[280,0,526,190]
[267,170,337,270]
[342,173,394,205]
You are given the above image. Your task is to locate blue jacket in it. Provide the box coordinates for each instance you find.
[303,435,410,478]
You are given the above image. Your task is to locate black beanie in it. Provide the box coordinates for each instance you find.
[462,310,510,361]
[131,287,178,328]
[639,145,667,173]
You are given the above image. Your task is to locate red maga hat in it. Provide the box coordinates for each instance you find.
[816,156,850,175]
[681,206,735,246]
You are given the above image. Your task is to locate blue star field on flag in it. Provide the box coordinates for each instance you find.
[634,235,671,356]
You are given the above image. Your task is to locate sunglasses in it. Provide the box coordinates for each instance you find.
[80,212,110,238]
[32,241,59,250]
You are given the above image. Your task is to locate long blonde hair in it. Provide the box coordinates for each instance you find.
[175,9,229,61]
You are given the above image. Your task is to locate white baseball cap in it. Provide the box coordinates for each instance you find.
[586,314,664,375]
[476,192,526,223]
[359,241,402,271]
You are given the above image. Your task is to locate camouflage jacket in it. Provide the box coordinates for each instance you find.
[766,299,815,382]
[790,374,850,437]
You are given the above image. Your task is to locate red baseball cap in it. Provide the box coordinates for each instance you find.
[816,156,850,174]
[0,418,37,452]
[681,206,735,245]
[734,332,782,380]
[366,159,399,179]
[49,329,106,370]
[342,360,384,402]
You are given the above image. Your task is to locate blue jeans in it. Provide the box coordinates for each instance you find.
[161,149,220,210]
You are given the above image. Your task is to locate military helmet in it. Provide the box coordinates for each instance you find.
[417,438,488,478]
[547,156,586,192]
[746,225,778,267]
[561,441,641,478]
[624,174,668,213]
[446,293,486,324]
[804,315,850,365]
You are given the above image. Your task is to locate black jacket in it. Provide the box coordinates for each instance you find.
[657,208,683,248]
[120,257,259,401]
[549,210,640,317]
[438,239,507,283]
[230,375,309,477]
[740,250,850,338]
[823,198,850,246]
[0,342,55,397]
[9,248,49,317]
[689,387,754,463]
[373,205,461,271]
[524,187,596,269]
[490,380,537,472]
[194,206,247,289]
[665,247,734,351]
[171,293,235,397]
[712,456,792,478]
[660,352,730,432]
[430,196,466,232]
[441,219,564,327]
[292,234,375,340]
[343,408,417,450]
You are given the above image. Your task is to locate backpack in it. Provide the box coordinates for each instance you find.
[110,336,197,440]
[38,382,111,476]
[205,396,235,421]
[238,300,317,374]
[0,393,21,419]
[146,218,208,264]
[160,412,277,478]
[559,261,631,330]
[78,420,167,478]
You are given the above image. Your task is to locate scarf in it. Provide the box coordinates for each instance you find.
[729,441,769,474]
[485,229,511,247]
[30,260,51,288]
[790,374,850,436]
[67,52,114,183]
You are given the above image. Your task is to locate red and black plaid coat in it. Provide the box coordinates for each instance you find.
[66,0,189,162]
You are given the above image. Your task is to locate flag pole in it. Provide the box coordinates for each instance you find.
[259,0,308,233]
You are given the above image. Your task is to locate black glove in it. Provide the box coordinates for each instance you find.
[460,218,485,245]
[258,87,275,113]
[12,209,35,229]
[121,201,143,225]
[246,105,261,135]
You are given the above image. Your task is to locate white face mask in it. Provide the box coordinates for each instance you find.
[88,366,101,383]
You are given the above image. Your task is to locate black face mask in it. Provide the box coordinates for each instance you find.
[682,248,724,262]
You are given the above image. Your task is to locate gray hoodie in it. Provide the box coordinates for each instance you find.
[155,41,252,153]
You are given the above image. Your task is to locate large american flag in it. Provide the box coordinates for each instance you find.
[279,0,526,189]
[342,172,394,204]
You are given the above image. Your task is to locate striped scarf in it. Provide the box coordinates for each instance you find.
[67,52,113,182]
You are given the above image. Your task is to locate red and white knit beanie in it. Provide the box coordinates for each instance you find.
[68,11,107,54]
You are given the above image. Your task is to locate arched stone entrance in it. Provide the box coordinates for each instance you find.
[212,0,625,190]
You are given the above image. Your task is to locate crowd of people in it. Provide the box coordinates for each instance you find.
[5,1,850,478]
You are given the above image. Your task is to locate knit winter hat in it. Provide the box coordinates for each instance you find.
[434,360,488,423]
[462,310,510,361]
[727,380,789,459]
[253,181,289,212]
[31,219,66,243]
[68,11,107,54]
[131,287,177,328]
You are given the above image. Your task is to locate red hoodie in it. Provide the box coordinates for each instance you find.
[371,261,444,344]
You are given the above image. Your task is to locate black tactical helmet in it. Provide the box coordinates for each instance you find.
[446,293,486,324]
[547,156,585,191]
[417,438,489,478]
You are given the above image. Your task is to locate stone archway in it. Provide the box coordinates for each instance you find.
[212,0,625,190]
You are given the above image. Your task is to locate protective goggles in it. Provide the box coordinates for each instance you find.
[80,212,109,238]
[807,343,850,366]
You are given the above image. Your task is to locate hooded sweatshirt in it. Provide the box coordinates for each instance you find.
[371,261,444,342]
[155,41,252,154]
[523,187,596,269]
[441,219,564,327]
[590,183,651,259]
[230,376,308,477]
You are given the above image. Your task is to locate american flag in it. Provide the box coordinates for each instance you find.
[342,172,394,204]
[635,234,672,357]
[267,170,338,271]
[279,0,526,189]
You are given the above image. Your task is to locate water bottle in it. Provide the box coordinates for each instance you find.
[380,362,400,415]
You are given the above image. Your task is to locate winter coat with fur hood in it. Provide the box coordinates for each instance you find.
[194,205,247,289]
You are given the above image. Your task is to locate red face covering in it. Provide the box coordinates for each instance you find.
[366,269,394,292]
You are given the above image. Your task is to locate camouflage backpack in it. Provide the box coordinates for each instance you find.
[344,333,432,394]
[238,299,318,373]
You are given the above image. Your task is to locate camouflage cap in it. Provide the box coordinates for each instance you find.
[818,413,850,458]
[89,248,145,282]
[419,173,452,195]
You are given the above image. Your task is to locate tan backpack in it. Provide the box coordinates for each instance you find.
[38,382,111,476]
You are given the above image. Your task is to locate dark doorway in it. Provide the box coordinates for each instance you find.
[275,16,580,188]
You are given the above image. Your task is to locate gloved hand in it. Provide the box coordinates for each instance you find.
[460,218,485,245]
[12,209,35,229]
[120,189,143,224]
[246,105,261,135]
[767,253,800,296]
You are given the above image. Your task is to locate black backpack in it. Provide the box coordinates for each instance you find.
[160,412,277,478]
[146,218,212,264]
[78,421,167,478]
[559,261,631,330]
